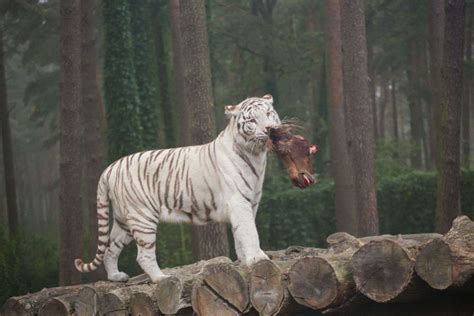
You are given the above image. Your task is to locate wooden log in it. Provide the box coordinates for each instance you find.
[201,262,250,313]
[352,238,434,303]
[248,259,306,316]
[38,293,77,316]
[155,256,232,314]
[287,253,355,310]
[102,284,157,316]
[75,281,126,315]
[326,232,442,254]
[415,215,474,290]
[191,283,241,316]
[0,285,83,316]
[128,285,159,316]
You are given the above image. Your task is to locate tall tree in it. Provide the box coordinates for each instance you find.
[391,78,399,143]
[435,0,465,233]
[461,11,471,168]
[324,0,356,235]
[341,0,379,236]
[169,0,187,146]
[103,0,143,161]
[251,0,278,99]
[429,0,445,169]
[153,0,175,148]
[407,39,424,169]
[0,27,18,239]
[180,0,229,260]
[81,0,106,279]
[59,0,83,285]
[129,0,159,150]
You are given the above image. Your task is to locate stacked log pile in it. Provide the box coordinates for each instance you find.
[2,216,474,316]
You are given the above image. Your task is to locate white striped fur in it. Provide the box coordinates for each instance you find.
[75,95,281,282]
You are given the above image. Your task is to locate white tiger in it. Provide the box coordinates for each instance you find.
[75,95,281,283]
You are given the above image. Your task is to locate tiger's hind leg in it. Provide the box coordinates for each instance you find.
[104,220,133,282]
[130,221,166,283]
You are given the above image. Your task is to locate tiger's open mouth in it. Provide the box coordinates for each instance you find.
[293,170,315,189]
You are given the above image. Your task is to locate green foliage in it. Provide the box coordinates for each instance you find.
[103,0,143,161]
[129,0,160,150]
[257,170,474,248]
[0,232,58,306]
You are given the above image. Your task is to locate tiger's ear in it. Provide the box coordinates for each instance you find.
[225,105,239,118]
[262,94,273,103]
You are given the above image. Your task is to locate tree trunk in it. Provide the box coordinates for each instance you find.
[0,27,19,239]
[179,0,230,260]
[368,46,378,143]
[325,0,357,235]
[379,76,388,141]
[407,40,424,169]
[435,0,465,233]
[391,78,399,143]
[340,0,379,236]
[80,0,107,281]
[429,0,446,169]
[461,11,472,168]
[153,0,175,148]
[169,0,188,147]
[59,0,83,285]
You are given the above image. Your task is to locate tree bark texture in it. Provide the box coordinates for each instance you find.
[429,0,446,169]
[0,27,19,239]
[153,0,175,148]
[169,0,188,146]
[80,0,107,281]
[435,0,465,233]
[3,216,474,315]
[340,0,379,236]
[59,0,83,286]
[407,40,424,169]
[324,0,357,235]
[391,78,399,143]
[461,11,472,168]
[179,0,230,261]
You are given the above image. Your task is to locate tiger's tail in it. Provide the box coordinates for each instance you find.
[74,175,110,273]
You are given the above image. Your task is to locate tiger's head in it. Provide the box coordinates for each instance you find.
[225,94,281,154]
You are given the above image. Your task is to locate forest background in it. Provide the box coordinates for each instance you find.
[0,0,473,305]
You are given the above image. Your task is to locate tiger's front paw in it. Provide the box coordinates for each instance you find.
[243,250,269,266]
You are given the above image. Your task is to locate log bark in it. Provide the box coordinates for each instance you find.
[76,282,126,315]
[1,285,83,316]
[38,293,78,316]
[415,215,474,289]
[102,284,158,315]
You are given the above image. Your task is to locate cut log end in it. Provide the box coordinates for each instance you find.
[415,238,453,290]
[203,263,249,313]
[129,292,157,316]
[191,284,240,316]
[155,276,183,314]
[249,259,284,315]
[352,239,414,302]
[288,256,338,310]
